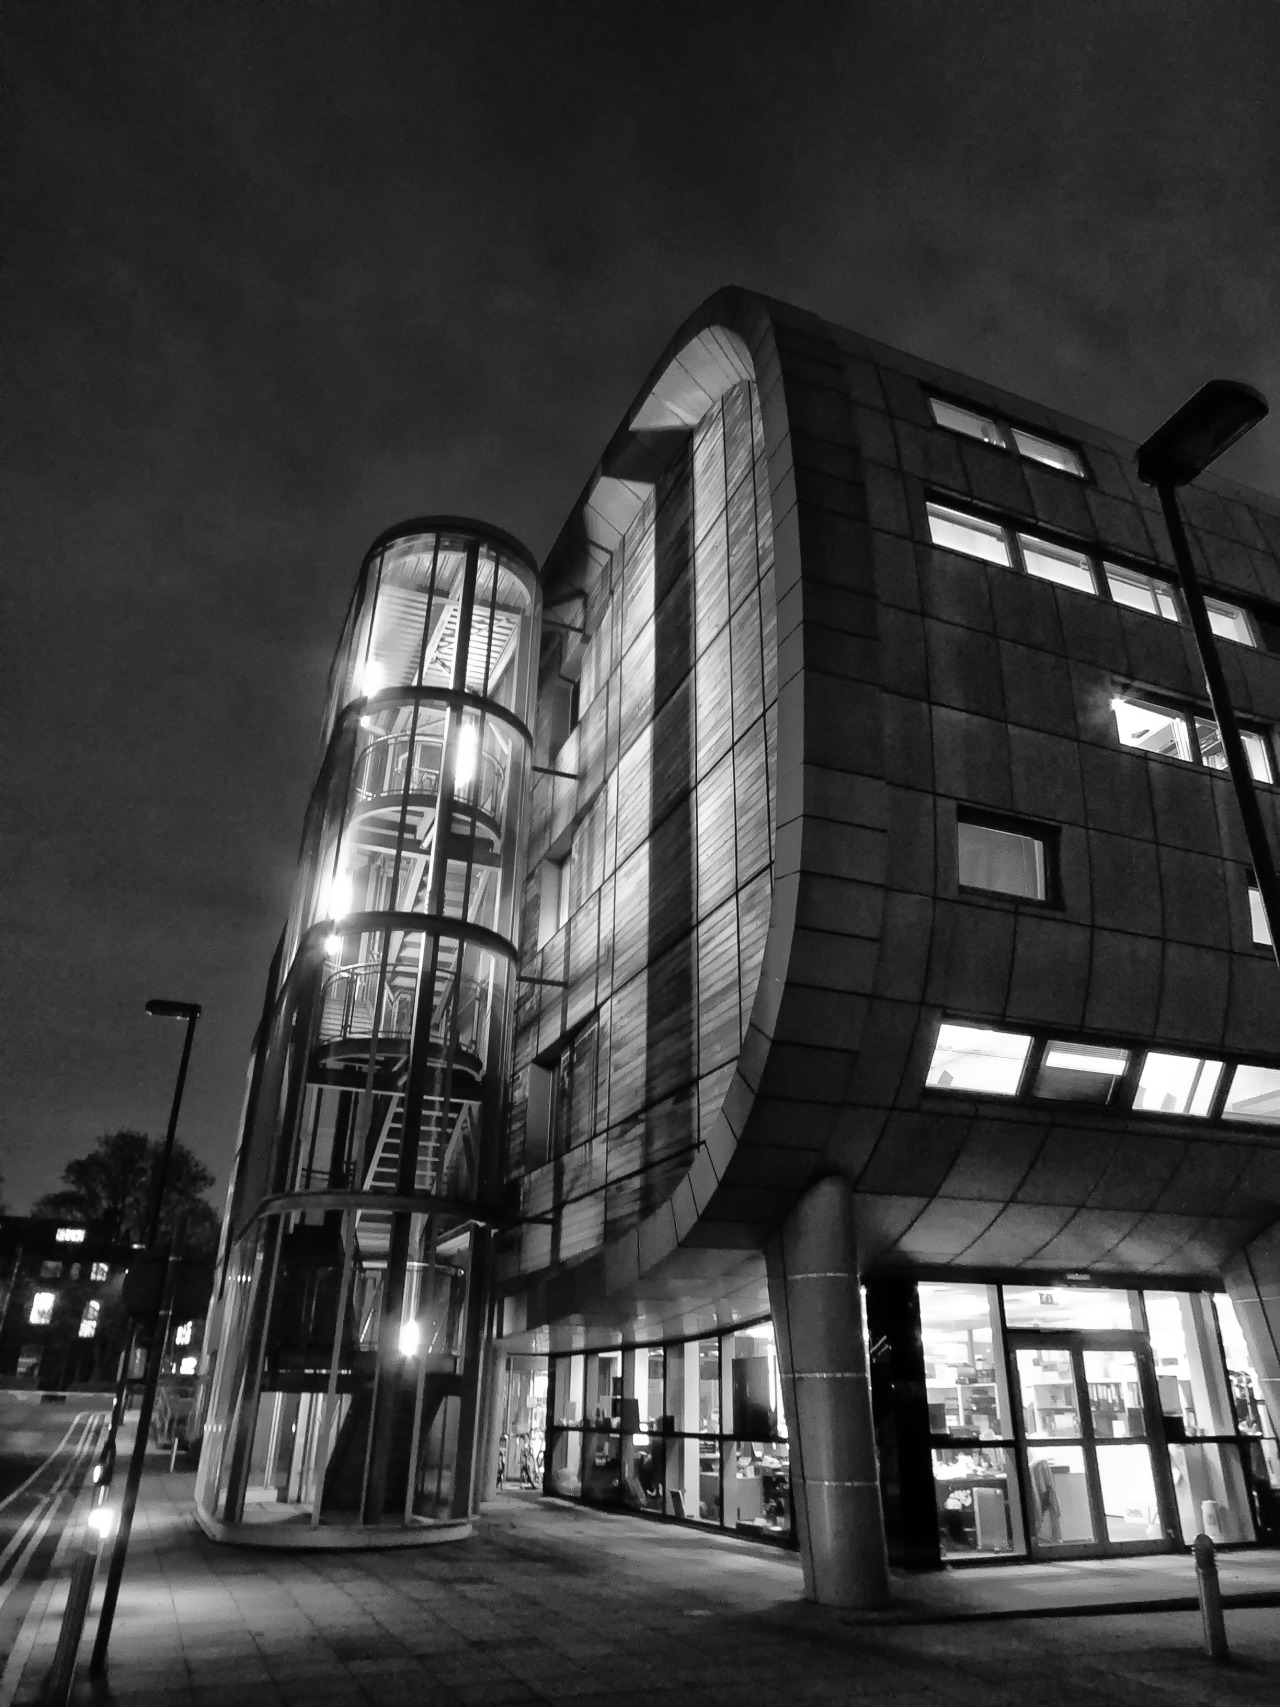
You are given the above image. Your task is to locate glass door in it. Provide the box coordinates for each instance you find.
[1011,1332,1174,1558]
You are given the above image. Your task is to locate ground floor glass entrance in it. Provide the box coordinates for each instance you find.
[920,1280,1280,1564]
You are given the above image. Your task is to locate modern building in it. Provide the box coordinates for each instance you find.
[196,289,1280,1605]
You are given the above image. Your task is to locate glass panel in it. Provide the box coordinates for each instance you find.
[1112,698,1194,762]
[587,1350,622,1427]
[1213,1294,1277,1436]
[1104,563,1179,622]
[1026,1445,1096,1544]
[621,1432,664,1513]
[643,1348,665,1432]
[1205,597,1256,647]
[553,1354,584,1425]
[1169,1443,1256,1544]
[1144,1291,1237,1437]
[727,1440,791,1535]
[1004,1285,1140,1332]
[925,1023,1033,1095]
[1011,428,1086,477]
[1244,731,1275,784]
[725,1323,783,1440]
[665,1437,721,1525]
[919,1282,1013,1439]
[1016,1346,1082,1438]
[926,502,1012,567]
[698,1339,720,1433]
[933,1447,1025,1557]
[1195,718,1275,783]
[929,397,1007,446]
[580,1427,622,1504]
[1132,1052,1222,1117]
[1223,1064,1280,1126]
[957,820,1046,899]
[1249,887,1272,945]
[1017,533,1097,594]
[1083,1348,1146,1439]
[1031,1041,1129,1105]
[1095,1444,1163,1543]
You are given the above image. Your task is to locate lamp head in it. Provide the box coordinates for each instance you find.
[1136,380,1268,487]
[146,999,202,1021]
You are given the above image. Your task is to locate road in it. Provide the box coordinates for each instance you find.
[0,1390,109,1663]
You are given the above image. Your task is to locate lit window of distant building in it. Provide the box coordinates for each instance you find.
[55,1226,86,1244]
[175,1321,194,1346]
[79,1301,101,1339]
[925,1023,1033,1096]
[1132,1053,1223,1117]
[957,815,1050,902]
[39,1260,63,1280]
[90,1261,109,1283]
[180,1355,198,1376]
[29,1291,56,1326]
[1222,1064,1280,1125]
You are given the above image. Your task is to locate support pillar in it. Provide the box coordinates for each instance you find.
[766,1174,890,1608]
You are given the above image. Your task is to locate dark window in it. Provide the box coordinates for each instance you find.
[957,813,1052,902]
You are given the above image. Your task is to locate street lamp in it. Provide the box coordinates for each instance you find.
[1136,381,1278,963]
[88,997,201,1680]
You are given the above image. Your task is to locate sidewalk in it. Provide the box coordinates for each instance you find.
[8,1466,1280,1705]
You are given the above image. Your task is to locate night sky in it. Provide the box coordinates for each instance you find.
[4,1,1280,1217]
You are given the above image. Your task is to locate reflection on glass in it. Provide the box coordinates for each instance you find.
[933,1447,1024,1557]
[727,1440,791,1536]
[919,1282,1012,1439]
[1213,1295,1277,1438]
[1026,1445,1095,1545]
[1222,1064,1280,1126]
[1003,1285,1139,1332]
[1132,1052,1222,1117]
[1168,1443,1255,1545]
[1031,1041,1128,1104]
[1018,533,1096,594]
[1016,1346,1081,1439]
[1083,1348,1146,1439]
[1095,1444,1162,1543]
[725,1323,782,1440]
[925,1023,1033,1095]
[1144,1291,1235,1438]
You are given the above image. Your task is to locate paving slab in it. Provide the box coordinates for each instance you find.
[5,1469,1279,1705]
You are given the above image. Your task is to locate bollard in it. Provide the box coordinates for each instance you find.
[1193,1531,1229,1661]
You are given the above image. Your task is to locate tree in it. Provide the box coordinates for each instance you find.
[32,1129,220,1258]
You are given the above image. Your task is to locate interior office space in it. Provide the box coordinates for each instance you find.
[194,289,1280,1606]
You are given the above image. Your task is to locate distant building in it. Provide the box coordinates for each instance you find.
[0,1216,131,1389]
[196,291,1280,1601]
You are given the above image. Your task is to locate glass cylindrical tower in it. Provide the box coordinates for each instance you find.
[196,519,540,1542]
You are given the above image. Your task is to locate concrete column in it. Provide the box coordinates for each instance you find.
[766,1174,889,1608]
[1224,1218,1280,1439]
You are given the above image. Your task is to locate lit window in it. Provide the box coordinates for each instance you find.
[1249,886,1272,947]
[179,1355,198,1376]
[1133,1052,1223,1117]
[957,816,1048,901]
[79,1301,100,1340]
[1223,1064,1280,1125]
[1112,698,1195,762]
[1193,717,1274,784]
[1031,1042,1129,1104]
[1104,564,1179,622]
[926,502,1012,567]
[1205,598,1256,647]
[1017,533,1096,594]
[929,398,1007,447]
[55,1227,86,1244]
[29,1291,55,1326]
[1244,732,1274,784]
[1009,428,1086,478]
[175,1321,194,1347]
[90,1261,109,1283]
[925,1023,1033,1096]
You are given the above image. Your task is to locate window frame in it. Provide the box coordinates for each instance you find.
[928,395,1089,480]
[955,808,1060,908]
[1110,690,1275,785]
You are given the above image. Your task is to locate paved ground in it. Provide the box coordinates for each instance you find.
[5,1468,1280,1706]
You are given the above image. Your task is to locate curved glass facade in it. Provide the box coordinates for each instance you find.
[196,521,540,1540]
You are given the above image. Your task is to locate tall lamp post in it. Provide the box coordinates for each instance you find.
[88,998,201,1679]
[1136,381,1278,962]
